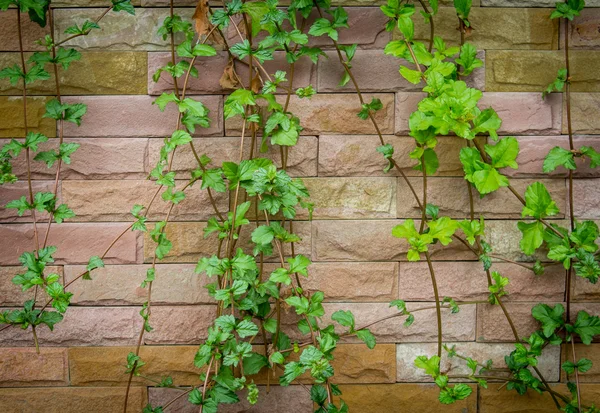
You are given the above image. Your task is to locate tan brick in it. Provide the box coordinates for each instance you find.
[565,93,600,134]
[399,261,565,302]
[397,177,566,219]
[61,180,228,222]
[574,179,600,219]
[0,347,68,387]
[336,384,476,412]
[574,272,600,302]
[0,266,62,306]
[482,0,600,6]
[397,341,560,382]
[312,219,473,262]
[226,93,395,135]
[0,223,141,265]
[0,306,143,346]
[144,305,217,345]
[64,264,213,305]
[318,135,478,177]
[0,180,56,223]
[69,345,202,386]
[486,50,600,92]
[321,302,476,343]
[0,52,148,95]
[0,10,49,52]
[0,96,56,138]
[411,7,557,49]
[53,0,140,5]
[561,343,600,382]
[147,136,318,178]
[0,386,146,413]
[61,95,223,137]
[485,219,558,263]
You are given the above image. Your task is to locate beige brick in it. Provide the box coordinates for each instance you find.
[564,9,600,49]
[144,305,217,344]
[0,347,68,387]
[0,96,56,138]
[561,343,600,383]
[564,93,600,134]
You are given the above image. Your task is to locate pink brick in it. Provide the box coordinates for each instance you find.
[0,223,141,265]
[0,347,68,386]
[563,8,600,49]
[0,10,49,52]
[61,95,223,137]
[144,305,217,344]
[0,306,142,346]
[0,180,56,223]
[574,179,600,219]
[399,261,565,302]
[395,92,562,135]
[148,51,316,95]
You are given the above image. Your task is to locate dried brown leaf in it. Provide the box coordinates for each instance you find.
[220,59,240,90]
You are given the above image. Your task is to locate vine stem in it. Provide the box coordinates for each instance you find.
[55,6,113,47]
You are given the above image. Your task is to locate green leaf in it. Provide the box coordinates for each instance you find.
[455,43,482,76]
[472,167,509,195]
[399,66,422,85]
[522,182,560,220]
[0,64,25,86]
[543,68,568,98]
[485,137,518,169]
[532,303,565,338]
[571,310,600,345]
[518,221,545,255]
[414,355,440,377]
[356,329,376,349]
[112,0,135,14]
[543,146,576,173]
[332,310,355,331]
[236,319,259,338]
[86,256,104,272]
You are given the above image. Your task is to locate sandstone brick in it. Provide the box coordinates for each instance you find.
[318,135,477,177]
[574,179,600,219]
[480,383,600,413]
[311,219,472,262]
[304,177,397,219]
[0,306,143,346]
[410,8,558,50]
[0,180,56,222]
[322,302,476,343]
[0,223,140,265]
[331,343,396,383]
[0,265,62,306]
[13,138,148,180]
[226,93,395,135]
[0,96,56,138]
[0,10,49,52]
[564,93,600,134]
[144,220,311,263]
[396,341,560,382]
[484,219,556,263]
[0,347,68,387]
[53,0,140,5]
[0,52,147,95]
[147,136,318,178]
[302,262,398,302]
[69,345,202,386]
[573,272,600,302]
[144,305,217,344]
[482,0,600,6]
[564,9,600,49]
[486,50,600,92]
[399,261,565,302]
[336,383,476,412]
[509,136,600,178]
[395,92,562,136]
[149,51,316,95]
[0,386,146,413]
[317,50,485,93]
[61,95,223,137]
[149,386,313,413]
[61,180,228,222]
[561,343,600,383]
[64,264,213,305]
[397,177,566,219]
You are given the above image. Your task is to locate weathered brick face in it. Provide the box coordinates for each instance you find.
[1,1,600,412]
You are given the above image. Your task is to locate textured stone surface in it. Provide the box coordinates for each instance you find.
[69,346,202,386]
[0,266,61,306]
[0,386,146,412]
[336,384,477,412]
[412,7,558,49]
[149,51,317,95]
[0,180,55,222]
[565,93,600,134]
[396,341,560,382]
[395,92,562,135]
[399,261,565,302]
[0,347,68,387]
[321,302,476,343]
[0,10,49,52]
[574,272,600,302]
[144,305,217,344]
[318,135,477,177]
[561,343,600,382]
[574,179,600,219]
[304,177,397,219]
[510,136,600,178]
[312,220,472,261]
[564,9,600,49]
[149,386,313,413]
[226,94,395,135]
[486,50,600,92]
[64,264,213,305]
[147,136,318,178]
[0,223,140,265]
[0,307,142,347]
[61,95,223,137]
[482,0,600,6]
[397,177,566,219]
[0,52,148,95]
[330,344,396,383]
[61,180,228,221]
[0,96,56,138]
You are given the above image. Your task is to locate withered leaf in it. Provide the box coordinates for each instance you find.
[220,59,241,90]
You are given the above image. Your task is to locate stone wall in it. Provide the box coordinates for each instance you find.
[1,0,600,412]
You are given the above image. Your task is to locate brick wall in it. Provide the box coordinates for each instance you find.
[1,0,600,412]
